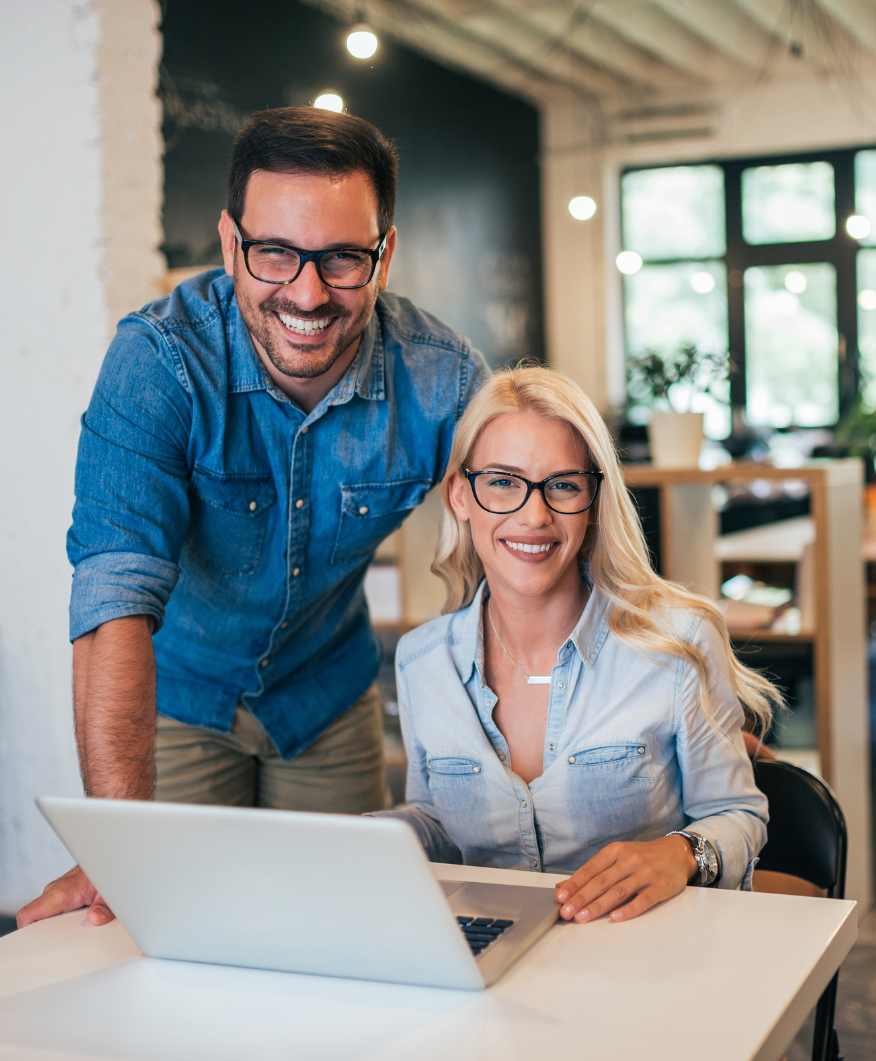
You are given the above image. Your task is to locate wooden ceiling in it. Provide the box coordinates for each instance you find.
[301,0,876,112]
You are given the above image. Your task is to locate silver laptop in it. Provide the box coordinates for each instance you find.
[36,797,559,991]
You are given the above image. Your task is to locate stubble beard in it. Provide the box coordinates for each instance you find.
[233,258,379,380]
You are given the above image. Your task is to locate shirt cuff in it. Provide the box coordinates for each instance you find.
[69,551,180,641]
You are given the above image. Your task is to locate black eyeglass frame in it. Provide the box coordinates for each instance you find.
[232,218,389,289]
[463,467,604,515]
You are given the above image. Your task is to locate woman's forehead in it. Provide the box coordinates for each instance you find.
[473,410,588,466]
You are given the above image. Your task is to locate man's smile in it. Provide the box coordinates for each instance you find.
[276,311,337,337]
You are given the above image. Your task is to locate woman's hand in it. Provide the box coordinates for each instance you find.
[554,835,699,923]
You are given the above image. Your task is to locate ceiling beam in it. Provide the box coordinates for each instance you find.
[588,1,748,84]
[653,0,779,70]
[815,0,876,55]
[297,0,601,102]
[493,0,699,94]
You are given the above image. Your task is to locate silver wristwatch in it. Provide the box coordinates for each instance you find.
[666,830,720,886]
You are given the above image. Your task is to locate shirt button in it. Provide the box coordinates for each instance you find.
[292,567,300,577]
[558,682,565,690]
[295,499,304,509]
[638,746,646,754]
[568,756,576,764]
[300,426,308,434]
[358,505,369,515]
[473,765,481,773]
[521,800,527,808]
[531,859,538,869]
[248,501,257,512]
[498,754,506,761]
[261,659,269,668]
[549,743,554,751]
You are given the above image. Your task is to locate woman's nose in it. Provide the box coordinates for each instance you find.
[517,488,553,525]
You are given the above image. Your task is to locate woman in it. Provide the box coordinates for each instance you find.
[383,365,777,924]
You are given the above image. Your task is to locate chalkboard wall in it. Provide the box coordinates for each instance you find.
[159,0,545,367]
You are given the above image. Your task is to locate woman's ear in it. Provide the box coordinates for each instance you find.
[447,470,471,523]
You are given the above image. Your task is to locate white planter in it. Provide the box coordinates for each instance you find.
[648,411,704,469]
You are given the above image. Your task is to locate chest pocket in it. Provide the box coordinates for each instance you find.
[567,744,651,770]
[331,478,432,564]
[186,468,276,576]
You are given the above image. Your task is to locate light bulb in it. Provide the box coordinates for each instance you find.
[690,271,715,294]
[859,289,876,311]
[568,196,597,220]
[616,251,643,275]
[314,92,343,113]
[784,270,807,294]
[347,24,378,59]
[847,214,871,240]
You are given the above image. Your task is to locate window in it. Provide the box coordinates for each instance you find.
[621,149,867,434]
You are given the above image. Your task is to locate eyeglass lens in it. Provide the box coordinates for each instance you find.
[473,473,596,513]
[246,244,375,287]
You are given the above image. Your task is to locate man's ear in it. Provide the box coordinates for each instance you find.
[447,469,471,523]
[218,210,237,278]
[377,227,397,292]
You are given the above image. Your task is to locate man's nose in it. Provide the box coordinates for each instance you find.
[285,260,331,310]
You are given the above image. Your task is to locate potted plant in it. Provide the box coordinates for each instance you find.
[627,345,728,468]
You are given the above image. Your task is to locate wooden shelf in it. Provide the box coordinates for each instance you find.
[728,630,815,644]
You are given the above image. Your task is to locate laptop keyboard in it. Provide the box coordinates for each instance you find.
[456,916,515,956]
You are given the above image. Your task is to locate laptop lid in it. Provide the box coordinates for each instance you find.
[36,797,485,991]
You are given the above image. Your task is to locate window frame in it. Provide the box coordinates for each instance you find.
[621,146,870,427]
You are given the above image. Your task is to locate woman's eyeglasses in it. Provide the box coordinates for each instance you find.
[463,468,603,515]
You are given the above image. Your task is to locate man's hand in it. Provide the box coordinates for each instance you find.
[554,835,698,924]
[16,865,115,928]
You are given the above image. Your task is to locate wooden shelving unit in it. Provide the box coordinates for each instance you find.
[624,460,872,907]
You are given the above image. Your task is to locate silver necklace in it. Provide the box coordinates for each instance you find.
[487,604,553,685]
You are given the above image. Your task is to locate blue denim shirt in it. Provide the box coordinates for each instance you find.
[67,270,488,758]
[384,580,768,888]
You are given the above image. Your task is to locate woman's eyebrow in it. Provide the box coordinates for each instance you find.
[483,465,584,476]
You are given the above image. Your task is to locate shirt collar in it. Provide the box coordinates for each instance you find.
[226,292,386,404]
[452,576,612,682]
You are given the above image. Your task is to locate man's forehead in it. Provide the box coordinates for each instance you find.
[242,168,380,231]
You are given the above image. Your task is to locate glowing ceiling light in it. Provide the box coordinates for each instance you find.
[846,214,871,240]
[784,270,807,294]
[859,289,876,311]
[314,92,344,113]
[616,251,642,275]
[568,195,597,220]
[347,24,379,59]
[690,271,715,294]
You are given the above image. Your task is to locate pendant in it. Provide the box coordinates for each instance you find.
[526,675,552,685]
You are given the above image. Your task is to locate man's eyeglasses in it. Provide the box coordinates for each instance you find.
[463,468,603,515]
[232,219,388,290]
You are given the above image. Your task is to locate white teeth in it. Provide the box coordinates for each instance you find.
[504,541,555,554]
[278,312,333,336]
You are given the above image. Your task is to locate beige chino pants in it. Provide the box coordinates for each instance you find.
[154,684,388,813]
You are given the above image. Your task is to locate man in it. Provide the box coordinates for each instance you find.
[18,107,488,927]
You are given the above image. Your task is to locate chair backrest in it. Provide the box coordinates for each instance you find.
[751,759,847,899]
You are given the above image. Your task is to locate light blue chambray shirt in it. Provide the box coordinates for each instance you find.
[66,271,488,759]
[384,580,768,889]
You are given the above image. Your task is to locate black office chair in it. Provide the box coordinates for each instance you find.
[751,759,848,1061]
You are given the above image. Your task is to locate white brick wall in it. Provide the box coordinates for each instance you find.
[0,0,163,913]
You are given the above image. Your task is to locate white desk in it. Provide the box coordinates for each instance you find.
[0,864,857,1061]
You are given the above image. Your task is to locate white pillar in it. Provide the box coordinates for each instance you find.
[0,0,163,914]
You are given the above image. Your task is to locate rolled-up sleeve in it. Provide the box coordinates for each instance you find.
[676,615,769,889]
[67,317,193,640]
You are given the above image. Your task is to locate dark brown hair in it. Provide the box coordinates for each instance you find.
[228,107,399,232]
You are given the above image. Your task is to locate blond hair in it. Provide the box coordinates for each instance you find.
[432,365,779,735]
